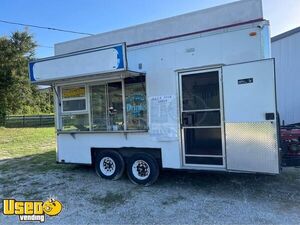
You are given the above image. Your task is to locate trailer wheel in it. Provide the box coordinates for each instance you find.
[127,153,159,186]
[95,150,125,180]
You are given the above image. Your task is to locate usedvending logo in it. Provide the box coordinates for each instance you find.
[2,198,62,222]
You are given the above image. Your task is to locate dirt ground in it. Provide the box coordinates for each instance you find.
[1,151,300,225]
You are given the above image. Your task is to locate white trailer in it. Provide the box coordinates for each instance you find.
[29,0,281,185]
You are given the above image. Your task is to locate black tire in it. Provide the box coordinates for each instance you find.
[126,153,159,186]
[94,150,125,180]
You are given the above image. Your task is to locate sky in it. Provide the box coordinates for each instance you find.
[0,0,300,58]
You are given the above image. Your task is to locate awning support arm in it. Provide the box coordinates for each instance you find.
[51,85,61,106]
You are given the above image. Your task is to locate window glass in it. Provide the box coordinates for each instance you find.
[59,76,148,132]
[107,82,124,131]
[184,128,222,156]
[90,85,107,131]
[62,99,86,112]
[185,156,223,165]
[61,86,87,112]
[62,86,85,98]
[182,72,220,110]
[125,76,147,130]
[62,114,89,131]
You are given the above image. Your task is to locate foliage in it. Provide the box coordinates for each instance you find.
[0,30,53,125]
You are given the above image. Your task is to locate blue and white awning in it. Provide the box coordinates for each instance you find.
[29,43,134,84]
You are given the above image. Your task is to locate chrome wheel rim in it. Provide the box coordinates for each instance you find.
[100,157,116,176]
[132,160,150,180]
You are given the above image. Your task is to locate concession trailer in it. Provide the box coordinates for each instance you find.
[29,0,283,185]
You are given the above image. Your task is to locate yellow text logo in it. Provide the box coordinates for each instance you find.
[3,198,62,222]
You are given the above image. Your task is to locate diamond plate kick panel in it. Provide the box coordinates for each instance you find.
[225,122,279,174]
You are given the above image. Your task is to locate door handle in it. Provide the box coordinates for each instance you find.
[265,113,275,120]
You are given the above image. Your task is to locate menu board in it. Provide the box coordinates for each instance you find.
[149,95,178,141]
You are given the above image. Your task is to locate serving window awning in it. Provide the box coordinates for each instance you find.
[42,70,144,85]
[28,43,143,85]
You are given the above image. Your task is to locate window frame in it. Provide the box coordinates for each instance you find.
[60,113,90,132]
[57,76,148,133]
[60,85,88,114]
[89,79,124,131]
[124,76,148,131]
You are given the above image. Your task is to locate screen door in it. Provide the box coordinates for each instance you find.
[180,69,224,167]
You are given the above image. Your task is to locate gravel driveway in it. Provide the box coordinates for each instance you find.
[1,151,300,225]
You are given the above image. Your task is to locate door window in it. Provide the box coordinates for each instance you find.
[182,72,220,110]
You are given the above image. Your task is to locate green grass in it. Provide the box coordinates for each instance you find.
[0,127,76,175]
[0,127,56,159]
[90,191,131,212]
[161,195,185,206]
[91,192,126,206]
[0,127,85,201]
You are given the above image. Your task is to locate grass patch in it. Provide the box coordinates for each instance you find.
[0,127,77,175]
[0,127,80,200]
[0,127,56,159]
[161,195,185,206]
[21,189,44,200]
[0,150,73,175]
[91,191,129,211]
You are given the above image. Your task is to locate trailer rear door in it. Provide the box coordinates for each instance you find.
[223,59,280,174]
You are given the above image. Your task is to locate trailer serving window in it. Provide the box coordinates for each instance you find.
[125,76,147,130]
[62,86,87,112]
[58,76,147,132]
[60,86,89,131]
[90,81,124,131]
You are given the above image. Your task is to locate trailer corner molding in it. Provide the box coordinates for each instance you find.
[28,43,127,83]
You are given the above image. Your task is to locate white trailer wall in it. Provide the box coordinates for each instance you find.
[56,22,269,168]
[50,0,273,169]
[272,27,300,125]
[55,0,263,55]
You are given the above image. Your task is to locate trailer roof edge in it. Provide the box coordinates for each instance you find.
[54,0,263,55]
[271,26,300,42]
[127,18,265,48]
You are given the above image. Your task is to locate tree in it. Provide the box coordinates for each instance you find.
[0,30,53,125]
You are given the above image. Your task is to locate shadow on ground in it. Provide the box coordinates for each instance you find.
[1,150,299,200]
[1,151,300,224]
